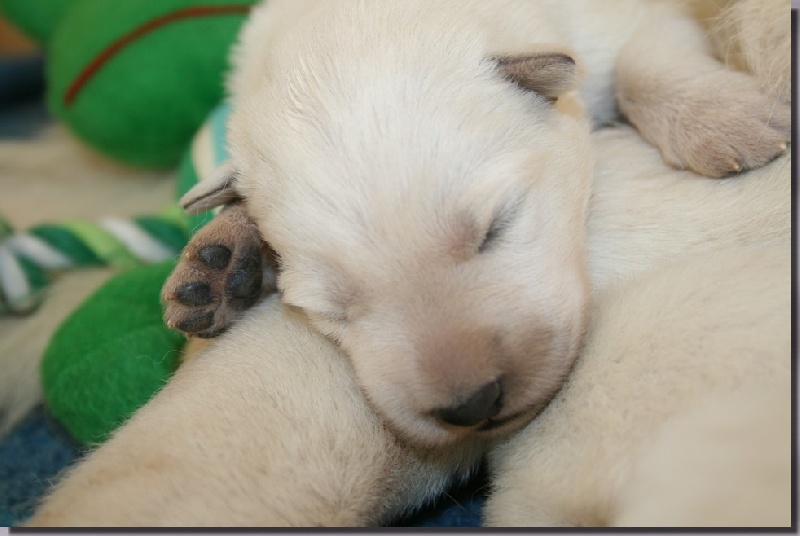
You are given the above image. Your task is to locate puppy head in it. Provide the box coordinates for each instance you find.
[190,29,593,447]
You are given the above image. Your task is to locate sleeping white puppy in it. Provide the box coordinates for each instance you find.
[161,0,788,450]
[26,126,790,527]
[26,0,791,527]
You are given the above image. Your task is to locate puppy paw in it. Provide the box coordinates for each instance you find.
[620,69,790,178]
[670,74,790,177]
[162,202,276,338]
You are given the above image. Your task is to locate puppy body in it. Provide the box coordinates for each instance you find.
[196,0,788,448]
[586,128,790,292]
[483,141,790,527]
[485,245,790,527]
[484,5,792,514]
[614,387,791,527]
[26,128,790,527]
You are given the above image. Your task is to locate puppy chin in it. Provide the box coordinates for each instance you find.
[382,409,542,450]
[366,389,545,449]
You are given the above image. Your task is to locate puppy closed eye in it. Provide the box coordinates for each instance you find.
[477,196,526,254]
[478,216,508,253]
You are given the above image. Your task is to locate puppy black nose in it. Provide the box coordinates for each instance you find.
[435,380,503,427]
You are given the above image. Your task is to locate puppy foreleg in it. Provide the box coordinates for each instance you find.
[26,297,483,527]
[162,201,276,338]
[615,4,790,178]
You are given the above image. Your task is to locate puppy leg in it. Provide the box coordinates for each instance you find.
[162,201,276,338]
[26,297,484,527]
[615,3,790,178]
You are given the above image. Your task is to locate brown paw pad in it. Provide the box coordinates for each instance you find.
[175,282,214,307]
[226,249,263,310]
[197,245,232,270]
[176,310,215,333]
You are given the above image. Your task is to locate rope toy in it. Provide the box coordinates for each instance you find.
[0,207,190,315]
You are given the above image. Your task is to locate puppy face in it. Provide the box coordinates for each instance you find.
[198,6,595,447]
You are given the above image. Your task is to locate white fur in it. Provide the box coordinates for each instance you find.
[217,0,789,447]
[17,0,793,527]
[227,0,599,447]
[615,387,791,527]
[26,126,790,527]
[27,295,489,526]
[484,227,790,526]
[480,0,792,516]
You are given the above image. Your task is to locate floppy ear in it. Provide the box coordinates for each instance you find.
[180,161,242,214]
[494,49,583,99]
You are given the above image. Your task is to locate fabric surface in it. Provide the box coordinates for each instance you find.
[0,406,82,527]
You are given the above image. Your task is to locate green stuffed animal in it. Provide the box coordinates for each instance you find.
[0,0,253,443]
[0,0,257,444]
[0,0,256,168]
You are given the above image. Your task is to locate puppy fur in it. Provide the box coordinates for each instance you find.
[483,0,791,522]
[164,0,788,449]
[27,128,790,527]
[22,0,792,527]
[614,387,791,527]
[28,294,489,526]
[484,239,790,527]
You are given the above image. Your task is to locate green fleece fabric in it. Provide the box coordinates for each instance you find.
[41,261,184,446]
[46,0,255,168]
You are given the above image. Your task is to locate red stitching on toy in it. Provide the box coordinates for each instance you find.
[64,4,252,106]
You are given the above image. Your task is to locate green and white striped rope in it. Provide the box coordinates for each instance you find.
[0,205,190,315]
[0,100,229,316]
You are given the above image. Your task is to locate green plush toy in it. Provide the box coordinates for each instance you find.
[0,0,255,442]
[41,103,229,445]
[41,260,185,445]
[0,0,256,168]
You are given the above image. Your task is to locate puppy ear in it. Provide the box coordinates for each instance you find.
[180,161,242,214]
[494,49,582,99]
